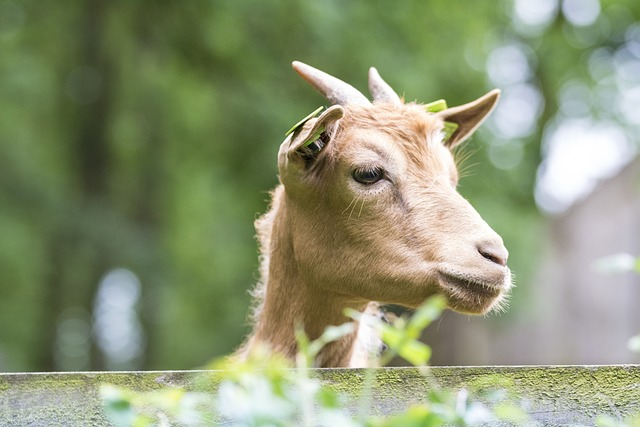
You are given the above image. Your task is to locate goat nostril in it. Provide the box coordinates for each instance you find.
[481,251,506,267]
[478,243,508,267]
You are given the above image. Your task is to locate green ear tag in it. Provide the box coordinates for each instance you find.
[285,106,324,136]
[425,99,457,141]
[442,121,459,142]
[425,99,448,113]
[302,126,325,148]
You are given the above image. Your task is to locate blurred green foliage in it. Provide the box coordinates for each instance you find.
[1,0,639,371]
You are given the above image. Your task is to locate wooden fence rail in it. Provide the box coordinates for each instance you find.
[1,365,639,426]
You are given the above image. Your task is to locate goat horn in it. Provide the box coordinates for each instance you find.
[292,61,370,106]
[368,67,402,105]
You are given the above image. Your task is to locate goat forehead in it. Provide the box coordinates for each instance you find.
[337,119,453,175]
[341,104,439,139]
[340,104,443,150]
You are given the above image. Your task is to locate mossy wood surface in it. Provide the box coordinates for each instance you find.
[1,365,639,426]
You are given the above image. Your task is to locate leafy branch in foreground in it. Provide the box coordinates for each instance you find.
[101,297,531,426]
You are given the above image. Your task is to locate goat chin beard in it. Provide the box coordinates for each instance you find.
[435,270,513,315]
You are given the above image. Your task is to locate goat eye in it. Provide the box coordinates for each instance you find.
[352,167,384,185]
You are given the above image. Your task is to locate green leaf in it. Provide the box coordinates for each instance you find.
[397,340,432,366]
[441,121,459,142]
[318,322,355,345]
[302,126,325,147]
[380,323,405,348]
[378,405,443,427]
[377,297,443,366]
[380,323,432,366]
[99,385,137,427]
[285,106,324,136]
[316,387,341,409]
[425,99,448,112]
[408,296,446,333]
[492,402,530,423]
[295,324,313,368]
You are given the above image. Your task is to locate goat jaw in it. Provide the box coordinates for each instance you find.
[436,269,512,315]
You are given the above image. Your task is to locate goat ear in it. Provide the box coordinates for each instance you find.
[436,89,500,148]
[278,105,344,178]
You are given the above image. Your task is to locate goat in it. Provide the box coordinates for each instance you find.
[239,61,512,368]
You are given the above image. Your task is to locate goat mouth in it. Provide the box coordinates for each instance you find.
[437,271,505,313]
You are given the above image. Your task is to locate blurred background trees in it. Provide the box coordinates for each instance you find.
[1,0,639,371]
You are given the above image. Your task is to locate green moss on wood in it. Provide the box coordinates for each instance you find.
[1,366,640,426]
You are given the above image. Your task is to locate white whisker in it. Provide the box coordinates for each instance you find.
[342,197,357,216]
[348,195,361,221]
[358,197,366,218]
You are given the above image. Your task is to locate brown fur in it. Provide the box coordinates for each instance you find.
[238,86,512,368]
